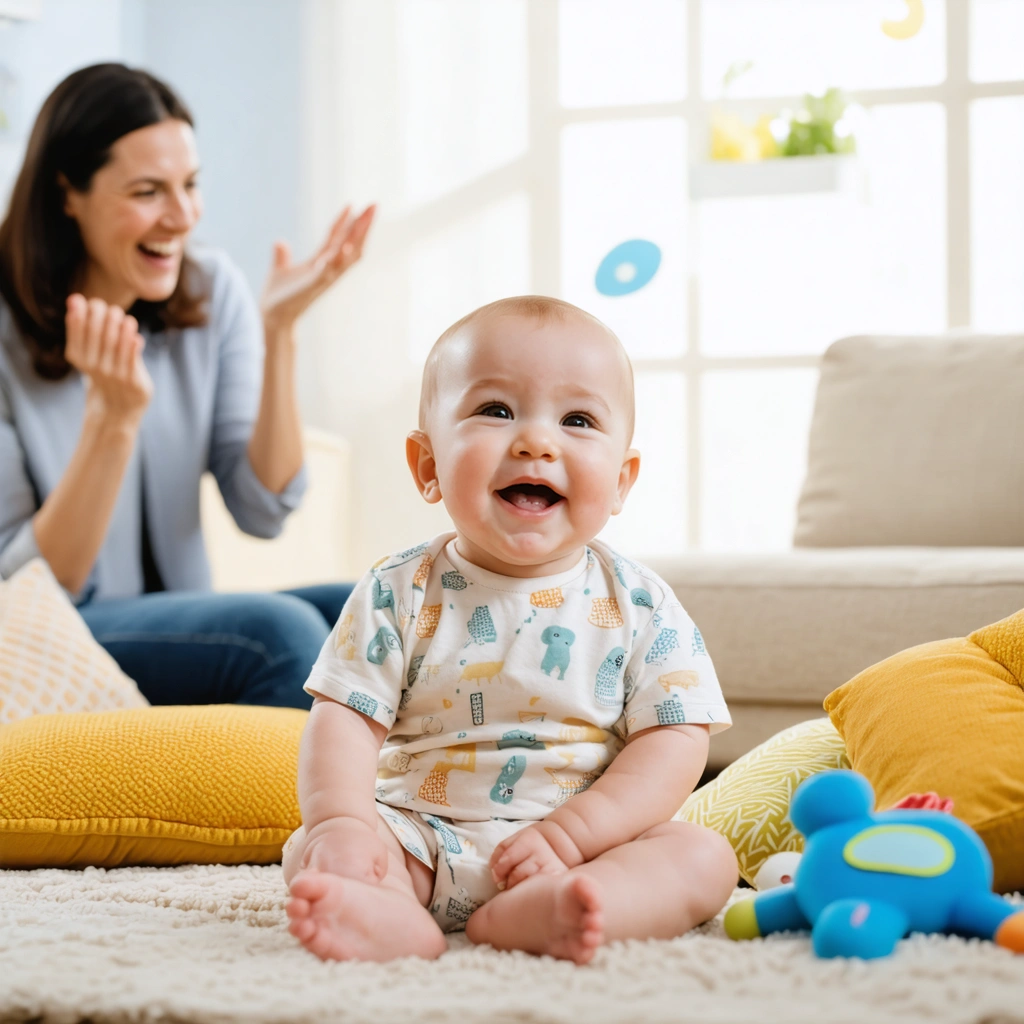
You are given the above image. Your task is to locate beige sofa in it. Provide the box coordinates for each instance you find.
[649,333,1024,768]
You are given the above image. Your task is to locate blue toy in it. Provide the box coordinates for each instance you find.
[725,770,1024,959]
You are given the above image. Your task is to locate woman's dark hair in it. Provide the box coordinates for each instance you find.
[0,63,208,379]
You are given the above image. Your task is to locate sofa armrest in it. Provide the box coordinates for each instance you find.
[201,427,352,592]
[646,546,1024,736]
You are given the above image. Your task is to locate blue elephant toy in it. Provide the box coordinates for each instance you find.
[724,770,1024,959]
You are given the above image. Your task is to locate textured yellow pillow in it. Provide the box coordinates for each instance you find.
[676,718,849,885]
[0,559,147,723]
[0,704,305,868]
[825,608,1024,894]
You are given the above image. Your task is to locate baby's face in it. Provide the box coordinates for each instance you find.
[411,313,639,577]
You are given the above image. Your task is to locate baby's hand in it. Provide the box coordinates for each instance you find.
[490,824,569,891]
[298,817,389,886]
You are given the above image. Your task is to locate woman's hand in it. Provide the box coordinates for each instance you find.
[260,204,376,335]
[65,294,153,425]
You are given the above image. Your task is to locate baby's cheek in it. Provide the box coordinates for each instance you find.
[570,476,621,522]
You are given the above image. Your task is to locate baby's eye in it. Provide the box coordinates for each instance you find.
[478,403,512,419]
[562,412,594,429]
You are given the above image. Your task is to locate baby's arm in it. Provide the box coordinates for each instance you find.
[295,695,390,885]
[491,723,708,890]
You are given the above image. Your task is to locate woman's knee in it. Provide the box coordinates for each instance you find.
[224,593,331,707]
[235,593,331,661]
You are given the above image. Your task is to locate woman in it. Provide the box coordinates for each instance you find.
[0,63,374,708]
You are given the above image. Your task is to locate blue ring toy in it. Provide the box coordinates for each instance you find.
[594,239,661,297]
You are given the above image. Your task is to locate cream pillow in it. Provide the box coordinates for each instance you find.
[0,559,147,723]
[794,333,1024,547]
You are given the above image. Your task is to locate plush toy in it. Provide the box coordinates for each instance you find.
[724,770,1024,959]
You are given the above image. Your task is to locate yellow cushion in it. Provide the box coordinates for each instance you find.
[825,608,1024,894]
[0,705,305,868]
[0,559,147,723]
[676,718,849,885]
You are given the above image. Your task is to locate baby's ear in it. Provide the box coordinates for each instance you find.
[406,430,442,503]
[611,447,641,515]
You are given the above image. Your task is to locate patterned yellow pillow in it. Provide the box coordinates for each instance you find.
[826,607,1024,894]
[0,704,305,868]
[676,718,849,885]
[0,559,147,723]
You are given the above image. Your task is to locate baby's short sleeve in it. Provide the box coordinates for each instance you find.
[622,598,731,737]
[303,565,406,729]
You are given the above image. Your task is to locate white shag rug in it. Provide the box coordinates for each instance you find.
[2,865,1024,1024]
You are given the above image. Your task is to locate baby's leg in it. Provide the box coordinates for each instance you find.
[465,821,737,964]
[286,817,446,962]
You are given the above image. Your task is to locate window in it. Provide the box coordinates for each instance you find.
[310,0,1024,568]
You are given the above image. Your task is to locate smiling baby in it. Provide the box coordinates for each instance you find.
[283,296,737,963]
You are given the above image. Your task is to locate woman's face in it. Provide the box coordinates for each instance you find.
[63,118,202,308]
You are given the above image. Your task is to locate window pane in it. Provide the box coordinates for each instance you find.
[408,193,531,362]
[701,369,818,550]
[559,0,686,108]
[398,0,527,207]
[702,0,945,97]
[971,0,1024,83]
[699,104,945,356]
[600,371,687,557]
[561,118,687,358]
[972,97,1024,331]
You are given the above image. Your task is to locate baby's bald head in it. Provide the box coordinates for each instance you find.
[418,295,635,440]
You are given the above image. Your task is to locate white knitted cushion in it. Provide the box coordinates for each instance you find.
[0,559,147,723]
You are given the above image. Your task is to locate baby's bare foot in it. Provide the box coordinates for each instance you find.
[467,872,605,964]
[546,874,605,964]
[286,871,446,962]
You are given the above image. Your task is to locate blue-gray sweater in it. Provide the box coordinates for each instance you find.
[0,248,307,602]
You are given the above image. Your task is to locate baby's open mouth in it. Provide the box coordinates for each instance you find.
[497,483,565,512]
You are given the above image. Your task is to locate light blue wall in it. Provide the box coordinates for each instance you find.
[0,0,306,295]
[137,0,306,293]
[0,0,127,199]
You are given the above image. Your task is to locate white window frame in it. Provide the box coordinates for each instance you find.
[527,0,1024,547]
[303,0,1024,566]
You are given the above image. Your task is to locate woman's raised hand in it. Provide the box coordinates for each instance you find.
[65,294,154,424]
[260,204,376,335]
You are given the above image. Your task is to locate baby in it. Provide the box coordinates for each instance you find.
[283,296,738,963]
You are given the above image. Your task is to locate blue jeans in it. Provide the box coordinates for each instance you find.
[79,584,353,709]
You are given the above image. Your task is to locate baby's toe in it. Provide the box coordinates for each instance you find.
[286,897,311,920]
[305,923,340,960]
[290,872,330,903]
[289,917,316,942]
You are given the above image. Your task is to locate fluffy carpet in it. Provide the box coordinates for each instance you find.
[2,864,1023,1024]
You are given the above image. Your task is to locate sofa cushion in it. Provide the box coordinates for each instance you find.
[0,559,148,724]
[824,607,1024,894]
[794,334,1024,547]
[677,717,849,885]
[0,704,305,868]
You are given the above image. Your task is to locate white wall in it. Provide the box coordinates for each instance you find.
[136,0,308,294]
